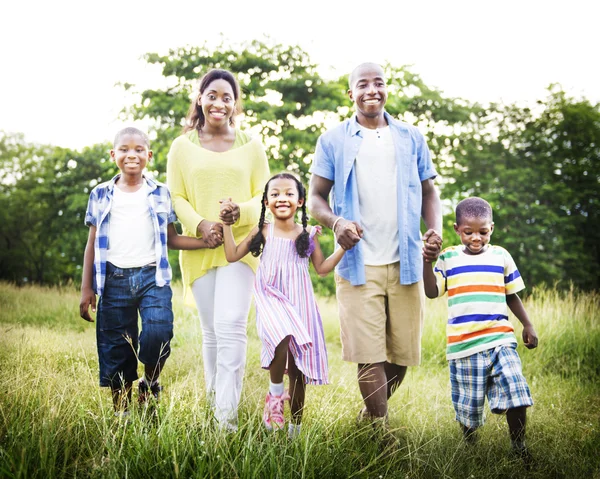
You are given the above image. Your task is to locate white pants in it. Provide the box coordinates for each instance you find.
[191,262,254,428]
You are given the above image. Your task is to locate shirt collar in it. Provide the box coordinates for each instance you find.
[106,174,157,193]
[349,111,393,137]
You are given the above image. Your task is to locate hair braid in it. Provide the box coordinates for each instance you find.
[249,192,267,257]
[295,189,310,258]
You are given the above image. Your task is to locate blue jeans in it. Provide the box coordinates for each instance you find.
[96,262,174,388]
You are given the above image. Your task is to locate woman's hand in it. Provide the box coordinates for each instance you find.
[219,198,240,225]
[197,219,224,248]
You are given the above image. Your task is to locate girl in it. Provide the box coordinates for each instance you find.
[166,69,270,431]
[220,173,347,437]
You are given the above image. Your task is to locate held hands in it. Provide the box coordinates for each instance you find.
[422,229,442,263]
[522,324,539,349]
[219,198,240,226]
[333,218,363,250]
[79,288,96,322]
[197,219,224,249]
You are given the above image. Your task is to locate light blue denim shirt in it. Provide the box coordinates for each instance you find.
[310,112,437,286]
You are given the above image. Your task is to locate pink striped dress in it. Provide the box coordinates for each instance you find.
[254,223,329,385]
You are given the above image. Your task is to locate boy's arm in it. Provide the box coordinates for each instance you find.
[79,226,97,322]
[310,228,345,277]
[167,223,208,250]
[222,223,257,262]
[422,235,442,298]
[423,260,439,299]
[506,293,538,349]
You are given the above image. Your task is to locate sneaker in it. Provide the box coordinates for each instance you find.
[263,392,290,431]
[138,378,162,405]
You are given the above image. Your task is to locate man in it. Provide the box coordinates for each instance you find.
[307,62,442,423]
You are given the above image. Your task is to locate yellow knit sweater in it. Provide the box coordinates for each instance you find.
[167,129,270,303]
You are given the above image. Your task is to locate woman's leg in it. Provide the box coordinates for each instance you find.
[212,262,255,428]
[191,269,217,406]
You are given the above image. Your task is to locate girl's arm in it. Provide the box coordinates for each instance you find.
[79,226,97,322]
[506,294,538,349]
[167,223,208,250]
[310,229,346,277]
[223,223,259,262]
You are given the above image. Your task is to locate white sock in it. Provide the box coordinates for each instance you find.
[269,381,285,396]
[288,423,301,438]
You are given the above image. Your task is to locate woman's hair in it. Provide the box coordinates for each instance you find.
[183,69,242,133]
[248,173,311,258]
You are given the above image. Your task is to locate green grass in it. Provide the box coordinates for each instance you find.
[0,282,599,478]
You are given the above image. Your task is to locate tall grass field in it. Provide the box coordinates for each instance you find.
[0,282,599,478]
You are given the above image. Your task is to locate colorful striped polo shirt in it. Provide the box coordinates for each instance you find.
[433,245,525,360]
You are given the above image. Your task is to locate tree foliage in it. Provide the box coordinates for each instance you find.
[1,40,598,292]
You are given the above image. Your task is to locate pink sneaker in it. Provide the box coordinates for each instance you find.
[263,392,290,431]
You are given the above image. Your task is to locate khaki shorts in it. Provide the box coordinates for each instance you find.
[335,263,425,366]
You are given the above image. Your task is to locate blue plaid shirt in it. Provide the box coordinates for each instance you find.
[310,112,437,286]
[84,174,178,297]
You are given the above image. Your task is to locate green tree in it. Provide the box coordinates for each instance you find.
[123,38,348,182]
[440,87,600,290]
[0,132,115,285]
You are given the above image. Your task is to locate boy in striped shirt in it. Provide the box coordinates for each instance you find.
[423,197,538,458]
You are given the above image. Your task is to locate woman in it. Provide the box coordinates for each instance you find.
[167,69,270,431]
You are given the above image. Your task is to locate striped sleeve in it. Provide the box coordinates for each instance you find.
[503,248,525,295]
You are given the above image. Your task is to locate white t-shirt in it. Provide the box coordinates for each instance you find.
[355,126,399,265]
[107,182,156,268]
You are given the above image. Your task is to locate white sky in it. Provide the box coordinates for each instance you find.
[2,0,599,150]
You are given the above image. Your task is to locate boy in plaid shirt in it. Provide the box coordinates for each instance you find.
[79,127,207,416]
[423,197,538,460]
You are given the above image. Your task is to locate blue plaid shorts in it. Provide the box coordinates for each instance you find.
[449,344,533,428]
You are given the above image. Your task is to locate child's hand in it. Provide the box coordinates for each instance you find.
[198,220,224,248]
[522,324,538,349]
[334,218,362,250]
[79,288,96,322]
[422,229,442,263]
[219,198,240,225]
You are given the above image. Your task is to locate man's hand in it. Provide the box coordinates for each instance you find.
[334,218,363,250]
[422,229,442,263]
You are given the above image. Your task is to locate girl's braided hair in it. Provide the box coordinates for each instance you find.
[248,173,310,258]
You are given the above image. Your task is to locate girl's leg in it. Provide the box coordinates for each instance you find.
[287,350,306,425]
[191,269,218,406]
[270,336,291,384]
[212,262,255,428]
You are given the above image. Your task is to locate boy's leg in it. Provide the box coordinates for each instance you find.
[111,381,133,412]
[486,345,533,454]
[449,352,488,442]
[506,406,527,446]
[138,266,174,401]
[96,263,140,412]
[286,350,306,424]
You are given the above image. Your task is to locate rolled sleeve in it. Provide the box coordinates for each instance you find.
[310,136,335,181]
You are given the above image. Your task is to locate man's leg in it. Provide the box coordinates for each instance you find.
[384,362,407,399]
[357,362,388,418]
